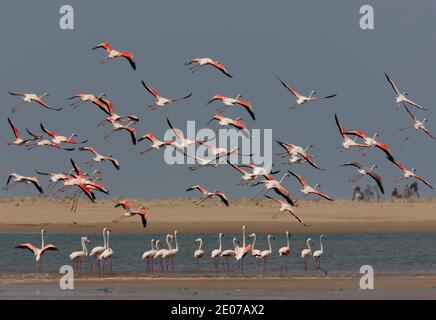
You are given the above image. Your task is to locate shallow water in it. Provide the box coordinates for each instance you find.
[0,232,435,276]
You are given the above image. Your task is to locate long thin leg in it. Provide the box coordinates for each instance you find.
[103,130,115,140]
[10,101,27,113]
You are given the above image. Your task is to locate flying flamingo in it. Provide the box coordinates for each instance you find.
[252,173,295,206]
[141,81,192,110]
[398,105,436,140]
[92,42,136,70]
[185,57,232,78]
[35,170,71,196]
[141,239,156,273]
[388,158,433,189]
[385,72,427,110]
[98,229,114,274]
[259,235,275,272]
[113,199,149,228]
[186,185,230,206]
[207,114,248,133]
[301,238,315,273]
[96,98,140,125]
[240,162,279,178]
[278,231,291,271]
[68,93,108,113]
[264,195,306,226]
[8,91,62,113]
[103,118,137,145]
[342,130,395,161]
[340,162,384,194]
[89,228,109,272]
[4,173,43,194]
[194,238,205,274]
[15,229,58,272]
[137,133,176,155]
[334,114,370,150]
[207,94,255,120]
[211,233,224,271]
[220,238,239,273]
[40,124,87,145]
[313,235,328,275]
[166,118,207,150]
[7,118,37,146]
[287,170,334,201]
[226,160,258,185]
[69,236,90,272]
[277,77,337,108]
[79,147,120,170]
[276,140,324,171]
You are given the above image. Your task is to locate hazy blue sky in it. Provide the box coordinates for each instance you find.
[1,1,435,199]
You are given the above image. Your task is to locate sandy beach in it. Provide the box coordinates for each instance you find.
[1,274,436,299]
[0,197,435,234]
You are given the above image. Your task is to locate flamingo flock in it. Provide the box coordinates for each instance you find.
[5,39,434,275]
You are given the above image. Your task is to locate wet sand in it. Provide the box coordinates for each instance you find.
[1,274,436,299]
[0,197,435,233]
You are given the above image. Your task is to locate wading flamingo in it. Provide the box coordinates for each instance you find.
[69,236,90,272]
[15,229,58,272]
[89,228,108,272]
[301,238,315,273]
[313,235,328,275]
[278,231,291,271]
[211,232,223,271]
[194,238,205,274]
[260,235,275,272]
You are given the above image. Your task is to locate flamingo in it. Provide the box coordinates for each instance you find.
[92,42,136,70]
[207,114,248,133]
[15,229,58,272]
[385,72,427,110]
[154,235,172,272]
[185,57,232,78]
[220,238,239,273]
[165,230,179,272]
[141,239,156,273]
[287,170,334,201]
[264,195,306,226]
[240,162,279,177]
[226,160,257,185]
[207,94,255,120]
[161,234,174,272]
[235,225,252,272]
[79,147,120,170]
[7,118,37,146]
[137,133,176,155]
[184,147,240,171]
[89,228,109,272]
[248,233,262,260]
[68,93,108,113]
[186,185,230,206]
[301,238,315,273]
[97,98,140,126]
[334,114,370,150]
[259,235,275,272]
[313,235,328,275]
[40,124,87,145]
[276,140,324,171]
[340,162,384,194]
[98,229,114,274]
[141,81,192,110]
[4,173,43,194]
[103,118,137,145]
[398,105,436,140]
[211,233,224,271]
[252,173,295,205]
[35,170,71,196]
[69,236,90,272]
[8,91,62,113]
[277,77,336,108]
[166,118,206,150]
[388,158,433,189]
[342,130,395,161]
[278,231,291,271]
[113,199,148,228]
[194,238,205,273]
